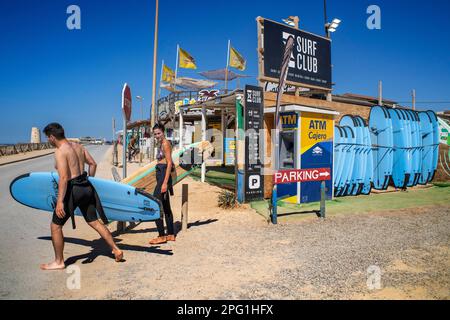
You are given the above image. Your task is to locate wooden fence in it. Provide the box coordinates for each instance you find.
[0,143,54,157]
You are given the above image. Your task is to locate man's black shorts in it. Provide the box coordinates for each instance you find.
[52,183,98,226]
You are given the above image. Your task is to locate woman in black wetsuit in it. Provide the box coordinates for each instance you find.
[149,123,176,244]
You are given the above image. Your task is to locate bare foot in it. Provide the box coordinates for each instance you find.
[40,261,65,271]
[149,236,167,245]
[113,249,124,262]
[166,235,176,242]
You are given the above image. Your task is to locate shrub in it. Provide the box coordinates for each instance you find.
[218,190,237,209]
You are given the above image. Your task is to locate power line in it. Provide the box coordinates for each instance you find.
[395,101,450,104]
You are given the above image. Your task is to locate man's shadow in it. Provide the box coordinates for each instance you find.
[38,236,173,267]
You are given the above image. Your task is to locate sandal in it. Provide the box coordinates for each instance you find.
[149,236,167,245]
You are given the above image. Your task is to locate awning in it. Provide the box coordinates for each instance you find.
[199,68,249,81]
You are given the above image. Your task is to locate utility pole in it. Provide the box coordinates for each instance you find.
[378,80,383,106]
[412,89,416,110]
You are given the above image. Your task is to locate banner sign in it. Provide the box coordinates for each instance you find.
[263,19,332,90]
[244,85,264,201]
[300,112,334,203]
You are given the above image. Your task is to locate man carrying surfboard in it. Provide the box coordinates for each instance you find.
[40,123,123,270]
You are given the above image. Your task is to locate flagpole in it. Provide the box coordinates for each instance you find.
[174,44,179,91]
[151,0,159,128]
[224,40,230,93]
[157,59,164,110]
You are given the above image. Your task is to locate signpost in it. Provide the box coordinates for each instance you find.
[122,83,132,179]
[244,85,264,202]
[272,167,331,222]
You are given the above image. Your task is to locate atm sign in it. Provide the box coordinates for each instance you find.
[280,112,298,130]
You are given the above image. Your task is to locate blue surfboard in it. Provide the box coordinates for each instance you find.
[335,126,354,196]
[369,106,394,190]
[333,126,348,195]
[10,172,161,222]
[354,116,367,195]
[333,126,344,194]
[426,110,439,182]
[355,116,373,195]
[418,112,434,184]
[400,109,413,182]
[405,110,421,186]
[336,126,356,196]
[340,116,364,195]
[389,108,409,188]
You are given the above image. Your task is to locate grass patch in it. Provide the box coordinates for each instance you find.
[191,166,235,190]
[433,182,450,188]
[251,185,450,222]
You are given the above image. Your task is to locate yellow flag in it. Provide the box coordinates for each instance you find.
[162,64,175,83]
[229,46,246,71]
[178,47,197,69]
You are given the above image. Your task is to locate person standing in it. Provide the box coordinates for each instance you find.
[149,123,176,244]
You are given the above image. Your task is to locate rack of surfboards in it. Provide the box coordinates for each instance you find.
[333,107,439,197]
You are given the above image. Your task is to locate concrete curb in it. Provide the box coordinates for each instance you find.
[0,150,55,166]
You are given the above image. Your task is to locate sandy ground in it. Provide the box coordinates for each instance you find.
[9,146,449,300]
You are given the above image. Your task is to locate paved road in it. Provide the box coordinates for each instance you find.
[0,145,110,299]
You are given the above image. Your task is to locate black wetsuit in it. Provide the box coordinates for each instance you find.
[52,172,108,229]
[154,146,175,236]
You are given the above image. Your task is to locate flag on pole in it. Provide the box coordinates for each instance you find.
[229,46,246,71]
[162,64,175,83]
[178,47,197,69]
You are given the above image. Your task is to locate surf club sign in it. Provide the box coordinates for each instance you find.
[261,19,332,90]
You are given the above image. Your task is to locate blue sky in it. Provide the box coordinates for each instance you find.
[1,0,449,143]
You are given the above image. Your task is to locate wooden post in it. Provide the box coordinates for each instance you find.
[221,107,226,166]
[181,184,188,232]
[320,181,326,219]
[111,167,126,232]
[201,105,206,183]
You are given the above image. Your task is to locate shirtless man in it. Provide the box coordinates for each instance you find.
[40,123,123,270]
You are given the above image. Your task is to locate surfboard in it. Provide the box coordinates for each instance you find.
[389,108,409,188]
[418,111,434,184]
[333,126,345,194]
[334,126,346,196]
[400,109,413,184]
[369,106,393,190]
[426,110,439,182]
[121,141,214,194]
[340,116,363,196]
[333,126,344,193]
[10,172,161,222]
[405,110,420,186]
[355,116,373,195]
[337,125,356,196]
